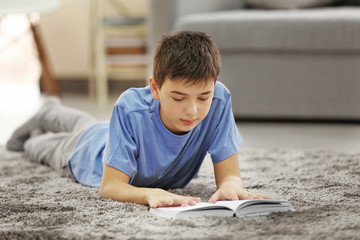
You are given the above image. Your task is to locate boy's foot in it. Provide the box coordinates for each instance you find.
[6,97,60,151]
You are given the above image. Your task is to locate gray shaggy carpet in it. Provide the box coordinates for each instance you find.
[0,146,359,240]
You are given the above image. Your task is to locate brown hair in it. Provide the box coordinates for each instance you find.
[153,31,220,88]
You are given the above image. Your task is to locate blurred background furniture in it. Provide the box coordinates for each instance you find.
[0,0,61,96]
[148,0,360,121]
[90,0,148,105]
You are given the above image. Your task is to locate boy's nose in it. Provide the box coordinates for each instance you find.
[185,102,197,116]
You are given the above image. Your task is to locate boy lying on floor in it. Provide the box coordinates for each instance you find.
[7,31,270,208]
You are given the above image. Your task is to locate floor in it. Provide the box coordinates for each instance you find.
[1,15,360,152]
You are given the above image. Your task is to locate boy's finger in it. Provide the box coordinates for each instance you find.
[180,196,198,206]
[180,199,190,206]
[149,200,157,208]
[157,197,173,207]
[239,192,252,200]
[208,193,219,203]
[225,192,239,201]
[171,196,191,207]
[191,197,201,204]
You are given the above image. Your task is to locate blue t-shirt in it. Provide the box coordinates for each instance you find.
[68,81,242,188]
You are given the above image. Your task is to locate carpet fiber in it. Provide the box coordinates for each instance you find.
[1,146,359,240]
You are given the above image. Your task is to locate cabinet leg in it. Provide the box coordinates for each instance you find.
[29,18,60,96]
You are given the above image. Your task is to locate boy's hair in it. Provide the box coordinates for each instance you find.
[153,31,220,88]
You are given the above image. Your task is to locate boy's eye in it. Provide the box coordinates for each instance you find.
[198,97,209,101]
[173,98,184,102]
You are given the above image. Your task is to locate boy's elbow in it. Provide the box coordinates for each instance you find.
[99,182,112,199]
[99,180,130,203]
[99,186,106,198]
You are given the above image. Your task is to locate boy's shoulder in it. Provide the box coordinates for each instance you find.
[114,86,154,113]
[213,81,231,102]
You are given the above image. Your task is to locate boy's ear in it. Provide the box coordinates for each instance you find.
[149,76,160,100]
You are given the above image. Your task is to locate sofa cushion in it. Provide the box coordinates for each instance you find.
[174,7,360,52]
[243,0,336,9]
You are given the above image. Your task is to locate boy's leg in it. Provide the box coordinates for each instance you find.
[38,100,96,133]
[6,97,96,151]
[6,98,59,151]
[23,130,84,171]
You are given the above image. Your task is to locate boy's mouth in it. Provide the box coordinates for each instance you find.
[181,119,197,126]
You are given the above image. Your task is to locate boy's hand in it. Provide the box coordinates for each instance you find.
[210,153,271,203]
[146,188,201,208]
[208,177,271,203]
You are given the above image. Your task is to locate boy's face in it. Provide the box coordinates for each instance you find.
[150,77,215,135]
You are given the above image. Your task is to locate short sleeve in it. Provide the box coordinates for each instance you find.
[102,105,138,179]
[208,95,242,163]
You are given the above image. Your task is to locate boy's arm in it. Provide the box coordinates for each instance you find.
[100,164,200,208]
[208,153,271,203]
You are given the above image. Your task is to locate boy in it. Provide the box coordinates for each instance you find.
[6,31,270,208]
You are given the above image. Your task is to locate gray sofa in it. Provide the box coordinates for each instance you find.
[148,0,360,120]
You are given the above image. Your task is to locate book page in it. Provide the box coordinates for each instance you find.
[214,200,253,211]
[150,202,234,219]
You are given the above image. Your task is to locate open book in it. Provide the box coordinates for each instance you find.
[150,199,294,219]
